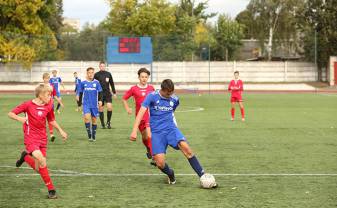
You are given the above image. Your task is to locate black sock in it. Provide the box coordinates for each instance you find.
[107,111,112,123]
[56,103,61,110]
[85,123,91,138]
[159,163,173,176]
[92,124,97,139]
[99,112,105,126]
[188,156,204,177]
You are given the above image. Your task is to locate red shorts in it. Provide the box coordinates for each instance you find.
[138,119,150,132]
[25,143,47,157]
[231,97,243,103]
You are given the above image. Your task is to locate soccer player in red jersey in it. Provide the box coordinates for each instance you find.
[8,84,68,199]
[228,71,245,121]
[122,68,155,165]
[43,73,63,142]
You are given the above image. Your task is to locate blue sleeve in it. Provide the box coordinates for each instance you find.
[173,97,179,111]
[59,77,62,83]
[97,81,102,92]
[49,79,52,84]
[142,93,153,108]
[77,81,83,96]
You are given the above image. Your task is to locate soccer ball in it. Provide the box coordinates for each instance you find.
[200,173,217,189]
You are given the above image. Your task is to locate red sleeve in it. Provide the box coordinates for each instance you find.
[228,81,233,91]
[123,87,134,100]
[11,101,28,115]
[47,103,55,123]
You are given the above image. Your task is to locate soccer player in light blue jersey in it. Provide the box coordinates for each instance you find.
[49,70,65,114]
[130,79,216,186]
[77,67,103,142]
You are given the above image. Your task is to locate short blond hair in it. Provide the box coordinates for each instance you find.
[42,72,50,79]
[51,69,57,73]
[35,83,52,98]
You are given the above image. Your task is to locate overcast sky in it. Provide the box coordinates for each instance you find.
[63,0,250,28]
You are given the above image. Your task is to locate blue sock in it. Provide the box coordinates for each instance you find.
[85,123,91,138]
[188,156,204,177]
[160,163,173,176]
[92,124,97,140]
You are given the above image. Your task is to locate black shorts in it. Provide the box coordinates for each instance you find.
[102,91,112,106]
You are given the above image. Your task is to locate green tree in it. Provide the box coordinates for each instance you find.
[236,0,301,60]
[297,0,337,69]
[0,0,62,67]
[213,15,245,61]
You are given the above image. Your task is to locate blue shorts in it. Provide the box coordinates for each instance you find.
[151,128,186,155]
[82,105,99,117]
[56,91,61,98]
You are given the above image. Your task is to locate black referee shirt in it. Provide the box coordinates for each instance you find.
[94,70,116,94]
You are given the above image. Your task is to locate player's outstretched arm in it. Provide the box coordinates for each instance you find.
[122,99,132,115]
[8,112,27,124]
[50,121,68,141]
[130,106,147,141]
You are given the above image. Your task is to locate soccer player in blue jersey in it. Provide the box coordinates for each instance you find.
[49,70,65,114]
[130,79,216,186]
[74,72,82,112]
[77,67,103,142]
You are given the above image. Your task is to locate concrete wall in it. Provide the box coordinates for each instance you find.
[328,56,337,85]
[0,61,318,83]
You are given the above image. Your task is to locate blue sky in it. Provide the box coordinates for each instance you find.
[63,0,250,28]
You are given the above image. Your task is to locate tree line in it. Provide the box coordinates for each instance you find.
[0,0,336,69]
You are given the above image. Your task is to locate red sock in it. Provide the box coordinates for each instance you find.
[147,137,153,155]
[39,166,55,191]
[231,108,235,118]
[142,138,148,149]
[24,155,36,170]
[48,123,53,135]
[240,108,245,119]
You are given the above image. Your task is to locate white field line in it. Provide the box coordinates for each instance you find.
[176,107,204,113]
[1,166,337,177]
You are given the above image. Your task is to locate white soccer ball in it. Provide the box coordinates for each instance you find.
[200,173,217,189]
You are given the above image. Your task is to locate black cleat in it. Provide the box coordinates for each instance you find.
[50,135,56,142]
[167,170,176,184]
[106,122,111,129]
[16,151,27,167]
[150,160,157,167]
[48,190,57,199]
[146,151,152,159]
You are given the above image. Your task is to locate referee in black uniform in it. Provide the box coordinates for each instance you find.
[94,61,117,129]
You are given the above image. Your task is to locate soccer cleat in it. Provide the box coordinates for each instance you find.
[167,170,176,185]
[231,117,234,121]
[150,159,157,167]
[101,125,106,129]
[242,118,245,122]
[57,110,61,114]
[106,122,111,129]
[88,138,93,142]
[16,151,27,167]
[50,134,56,142]
[75,108,79,112]
[48,190,57,199]
[146,151,152,159]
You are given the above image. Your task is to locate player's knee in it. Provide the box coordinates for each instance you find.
[154,158,165,168]
[38,157,47,168]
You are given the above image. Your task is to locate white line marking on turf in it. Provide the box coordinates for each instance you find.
[1,166,337,177]
[176,107,204,113]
